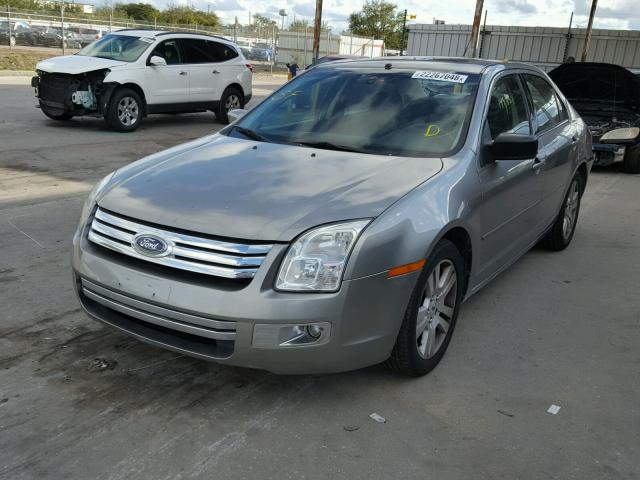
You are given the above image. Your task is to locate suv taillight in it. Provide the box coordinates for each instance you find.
[246,64,253,72]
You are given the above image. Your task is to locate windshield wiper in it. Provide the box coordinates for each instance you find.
[294,141,365,153]
[231,125,268,142]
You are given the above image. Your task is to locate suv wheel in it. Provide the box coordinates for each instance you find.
[215,87,244,124]
[386,239,464,377]
[622,144,640,174]
[105,88,143,132]
[540,174,582,251]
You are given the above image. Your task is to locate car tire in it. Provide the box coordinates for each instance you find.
[40,101,73,121]
[540,174,582,251]
[386,239,464,377]
[622,144,640,174]
[215,87,244,124]
[105,87,143,132]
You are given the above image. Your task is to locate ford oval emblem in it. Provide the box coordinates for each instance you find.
[132,234,171,257]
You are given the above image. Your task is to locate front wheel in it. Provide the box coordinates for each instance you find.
[386,239,464,377]
[215,87,244,124]
[105,88,143,132]
[540,174,582,251]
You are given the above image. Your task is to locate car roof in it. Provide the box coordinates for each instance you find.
[317,56,539,74]
[111,29,231,44]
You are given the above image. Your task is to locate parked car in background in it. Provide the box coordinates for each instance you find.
[67,26,102,47]
[249,42,273,62]
[32,30,253,131]
[549,62,640,173]
[72,58,593,376]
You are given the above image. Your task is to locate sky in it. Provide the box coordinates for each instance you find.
[119,0,640,33]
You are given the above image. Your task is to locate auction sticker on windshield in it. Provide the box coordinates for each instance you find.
[412,71,468,83]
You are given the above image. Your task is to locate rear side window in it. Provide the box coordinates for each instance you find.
[522,74,567,133]
[181,38,216,63]
[486,75,531,140]
[208,41,238,62]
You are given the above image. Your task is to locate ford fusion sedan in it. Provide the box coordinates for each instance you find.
[32,30,253,131]
[72,58,593,376]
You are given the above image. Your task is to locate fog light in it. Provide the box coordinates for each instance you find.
[252,322,331,348]
[307,324,323,338]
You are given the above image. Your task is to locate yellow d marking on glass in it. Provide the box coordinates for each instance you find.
[425,124,441,137]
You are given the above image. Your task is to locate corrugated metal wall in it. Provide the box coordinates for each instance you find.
[407,23,640,72]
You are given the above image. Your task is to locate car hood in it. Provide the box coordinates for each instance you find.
[98,135,443,242]
[549,62,640,119]
[36,55,127,74]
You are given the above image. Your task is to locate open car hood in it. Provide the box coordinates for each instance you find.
[549,62,640,119]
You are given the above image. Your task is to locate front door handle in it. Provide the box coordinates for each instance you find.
[179,70,188,75]
[532,156,546,170]
[212,69,220,74]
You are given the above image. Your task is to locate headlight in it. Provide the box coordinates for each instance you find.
[78,172,115,226]
[276,220,370,292]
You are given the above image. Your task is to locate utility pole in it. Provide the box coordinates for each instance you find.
[60,1,66,55]
[7,4,12,50]
[312,0,323,63]
[562,11,573,62]
[233,16,237,42]
[399,9,407,56]
[581,0,597,62]
[468,0,483,57]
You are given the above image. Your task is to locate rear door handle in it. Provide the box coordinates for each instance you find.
[179,70,188,75]
[212,69,220,74]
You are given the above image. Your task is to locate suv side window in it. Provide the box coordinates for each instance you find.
[208,41,239,62]
[181,38,216,63]
[149,40,182,65]
[486,75,531,140]
[522,74,566,133]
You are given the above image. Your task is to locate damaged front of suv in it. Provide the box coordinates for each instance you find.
[549,62,640,173]
[31,33,152,123]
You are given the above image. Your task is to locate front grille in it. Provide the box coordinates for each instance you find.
[88,207,273,279]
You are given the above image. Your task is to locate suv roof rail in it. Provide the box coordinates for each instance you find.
[154,31,230,41]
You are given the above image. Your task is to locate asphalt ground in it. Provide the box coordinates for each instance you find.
[0,79,639,480]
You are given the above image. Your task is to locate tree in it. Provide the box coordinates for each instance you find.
[116,2,160,21]
[159,4,220,29]
[249,13,277,34]
[348,0,404,49]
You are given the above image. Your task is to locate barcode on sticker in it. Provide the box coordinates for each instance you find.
[412,71,468,83]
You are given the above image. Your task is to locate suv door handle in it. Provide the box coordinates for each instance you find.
[212,69,220,74]
[532,156,546,170]
[179,70,188,75]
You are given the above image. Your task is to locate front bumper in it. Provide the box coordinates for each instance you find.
[592,142,625,166]
[72,225,416,374]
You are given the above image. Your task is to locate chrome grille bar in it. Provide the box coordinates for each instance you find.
[88,207,273,279]
[81,278,236,341]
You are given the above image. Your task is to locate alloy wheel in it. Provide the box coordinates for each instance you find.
[117,96,139,127]
[563,179,580,240]
[416,259,457,359]
[225,94,241,112]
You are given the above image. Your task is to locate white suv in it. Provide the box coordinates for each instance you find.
[32,30,253,132]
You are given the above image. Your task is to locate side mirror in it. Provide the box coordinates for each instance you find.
[149,55,167,67]
[227,108,248,123]
[489,133,538,161]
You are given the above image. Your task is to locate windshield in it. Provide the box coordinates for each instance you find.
[228,66,480,157]
[77,34,153,62]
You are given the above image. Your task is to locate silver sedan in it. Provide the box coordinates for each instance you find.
[72,58,593,376]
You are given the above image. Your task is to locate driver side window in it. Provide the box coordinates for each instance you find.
[486,75,531,140]
[150,40,182,65]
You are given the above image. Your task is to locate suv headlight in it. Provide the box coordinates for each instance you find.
[78,172,115,226]
[276,220,370,292]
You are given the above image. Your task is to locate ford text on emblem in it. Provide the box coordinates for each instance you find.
[132,234,171,257]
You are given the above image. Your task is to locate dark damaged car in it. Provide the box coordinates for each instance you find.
[549,62,640,173]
